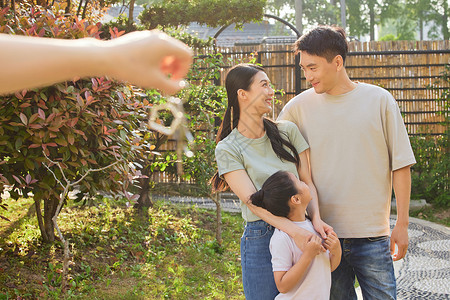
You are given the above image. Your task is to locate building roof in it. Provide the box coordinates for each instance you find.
[104,6,298,46]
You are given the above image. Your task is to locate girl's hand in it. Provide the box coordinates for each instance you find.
[303,235,323,258]
[323,231,340,254]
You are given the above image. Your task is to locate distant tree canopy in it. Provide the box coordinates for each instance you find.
[138,0,267,29]
[266,0,449,41]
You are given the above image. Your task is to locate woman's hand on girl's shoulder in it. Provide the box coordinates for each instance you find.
[311,217,334,239]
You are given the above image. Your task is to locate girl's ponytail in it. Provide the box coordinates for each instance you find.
[250,189,266,208]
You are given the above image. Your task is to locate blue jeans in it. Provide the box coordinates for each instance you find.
[241,220,279,300]
[330,236,396,300]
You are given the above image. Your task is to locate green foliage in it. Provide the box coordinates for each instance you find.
[410,134,449,207]
[138,0,266,29]
[0,5,148,241]
[266,0,340,29]
[100,15,214,49]
[410,65,449,207]
[179,54,227,194]
[0,197,243,298]
[405,0,449,40]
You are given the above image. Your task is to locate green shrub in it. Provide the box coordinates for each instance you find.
[0,5,147,241]
[410,65,449,208]
[410,133,449,207]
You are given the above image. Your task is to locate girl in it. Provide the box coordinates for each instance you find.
[211,63,333,299]
[251,171,341,299]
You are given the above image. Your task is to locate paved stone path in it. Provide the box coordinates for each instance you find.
[159,195,450,300]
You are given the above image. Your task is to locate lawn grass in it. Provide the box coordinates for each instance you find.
[0,196,448,299]
[0,197,244,299]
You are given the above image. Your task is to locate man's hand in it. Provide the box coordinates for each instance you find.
[390,224,409,261]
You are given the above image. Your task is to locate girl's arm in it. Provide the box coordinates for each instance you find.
[323,231,341,271]
[224,170,312,250]
[273,235,322,293]
[297,150,334,238]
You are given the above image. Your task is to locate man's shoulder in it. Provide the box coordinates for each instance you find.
[358,82,393,97]
[286,88,316,105]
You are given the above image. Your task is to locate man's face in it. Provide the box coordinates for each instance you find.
[299,51,339,95]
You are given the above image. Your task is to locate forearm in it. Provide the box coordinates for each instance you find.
[0,34,107,94]
[305,182,320,220]
[249,204,310,239]
[275,254,314,293]
[393,166,412,227]
[329,248,342,272]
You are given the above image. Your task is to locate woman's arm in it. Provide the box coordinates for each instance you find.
[0,30,193,95]
[297,150,333,238]
[223,170,312,250]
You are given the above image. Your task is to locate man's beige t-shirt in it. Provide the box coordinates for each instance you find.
[215,120,309,222]
[278,83,416,238]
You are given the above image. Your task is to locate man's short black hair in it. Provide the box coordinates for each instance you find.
[294,25,348,63]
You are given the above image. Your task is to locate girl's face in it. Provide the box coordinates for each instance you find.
[288,172,312,204]
[240,71,274,115]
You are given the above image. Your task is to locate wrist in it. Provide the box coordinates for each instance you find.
[73,38,109,78]
[395,219,409,227]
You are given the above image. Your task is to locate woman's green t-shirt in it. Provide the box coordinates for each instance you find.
[215,120,309,222]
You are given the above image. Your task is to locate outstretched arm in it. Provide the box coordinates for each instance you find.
[390,165,412,261]
[224,169,313,251]
[0,30,193,95]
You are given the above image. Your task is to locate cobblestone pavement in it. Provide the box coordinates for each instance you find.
[159,195,450,300]
[391,216,450,300]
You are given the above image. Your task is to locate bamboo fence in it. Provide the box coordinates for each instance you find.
[152,40,449,183]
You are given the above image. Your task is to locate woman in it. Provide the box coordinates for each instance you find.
[211,64,333,299]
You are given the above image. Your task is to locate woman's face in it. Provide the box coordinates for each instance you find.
[240,71,274,116]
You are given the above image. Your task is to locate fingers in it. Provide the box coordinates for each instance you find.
[323,234,336,249]
[306,235,323,255]
[391,241,408,261]
[318,227,327,239]
[149,70,186,96]
[324,224,334,235]
[390,238,396,256]
[160,47,193,81]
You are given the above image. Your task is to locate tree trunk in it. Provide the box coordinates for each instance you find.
[369,3,375,40]
[442,0,449,40]
[340,0,346,29]
[135,164,153,208]
[295,0,303,35]
[211,192,222,246]
[76,0,83,17]
[81,0,89,19]
[43,196,59,242]
[34,197,50,242]
[64,0,71,15]
[34,195,61,243]
[11,0,16,24]
[128,0,135,30]
[419,17,423,41]
[135,133,168,209]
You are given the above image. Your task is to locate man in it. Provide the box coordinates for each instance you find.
[278,25,416,299]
